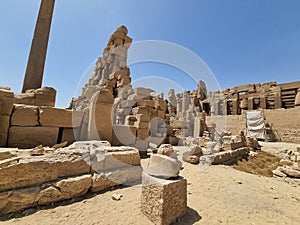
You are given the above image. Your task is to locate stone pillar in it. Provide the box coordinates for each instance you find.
[295,88,300,107]
[88,89,114,143]
[248,97,254,110]
[22,0,55,93]
[260,96,267,109]
[193,117,201,137]
[232,99,239,115]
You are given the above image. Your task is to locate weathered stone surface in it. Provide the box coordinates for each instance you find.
[136,114,150,122]
[0,149,17,160]
[222,141,244,150]
[91,166,142,193]
[36,174,92,205]
[137,128,149,140]
[61,128,80,144]
[96,88,114,104]
[7,126,59,149]
[0,186,40,214]
[0,147,90,192]
[146,154,180,179]
[132,107,149,115]
[212,147,249,165]
[0,88,14,116]
[88,100,113,143]
[157,144,176,158]
[91,146,141,173]
[11,104,39,126]
[134,87,154,97]
[279,166,300,178]
[141,174,187,225]
[15,87,56,107]
[0,115,10,147]
[112,125,137,146]
[137,100,155,108]
[40,107,83,128]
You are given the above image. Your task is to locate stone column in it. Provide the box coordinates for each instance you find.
[22,0,55,93]
[248,97,254,110]
[295,88,300,107]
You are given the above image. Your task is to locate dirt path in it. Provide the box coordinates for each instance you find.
[1,143,300,225]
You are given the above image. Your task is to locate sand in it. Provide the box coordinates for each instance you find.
[1,142,300,225]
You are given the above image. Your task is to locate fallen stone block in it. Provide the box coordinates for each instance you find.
[36,174,92,205]
[0,147,90,192]
[141,174,187,225]
[146,154,180,179]
[7,126,59,149]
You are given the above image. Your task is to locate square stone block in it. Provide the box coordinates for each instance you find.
[141,174,187,225]
[40,107,83,128]
[11,104,39,126]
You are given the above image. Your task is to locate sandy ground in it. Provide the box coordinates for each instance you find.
[1,142,300,225]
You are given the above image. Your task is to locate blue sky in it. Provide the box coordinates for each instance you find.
[0,0,300,107]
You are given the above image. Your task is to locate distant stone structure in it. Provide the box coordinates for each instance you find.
[22,0,55,93]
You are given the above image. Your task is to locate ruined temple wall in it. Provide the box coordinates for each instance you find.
[263,107,300,143]
[207,108,300,144]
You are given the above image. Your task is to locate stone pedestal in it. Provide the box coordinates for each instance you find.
[141,174,187,225]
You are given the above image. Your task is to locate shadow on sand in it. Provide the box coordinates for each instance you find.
[173,207,202,225]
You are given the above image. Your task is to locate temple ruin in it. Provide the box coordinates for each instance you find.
[0,25,300,224]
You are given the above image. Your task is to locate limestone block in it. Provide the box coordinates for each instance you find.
[96,88,114,104]
[90,146,140,173]
[222,141,244,150]
[15,87,56,107]
[295,89,300,106]
[36,175,92,205]
[141,174,187,225]
[0,149,17,160]
[137,128,150,140]
[0,115,10,147]
[137,100,155,108]
[0,186,40,214]
[134,121,149,129]
[132,106,149,115]
[91,166,142,193]
[136,114,150,122]
[279,166,300,178]
[146,154,180,179]
[134,88,154,97]
[11,104,39,126]
[212,147,249,165]
[117,77,131,87]
[0,88,14,116]
[40,107,83,128]
[0,147,90,192]
[7,126,59,149]
[157,109,165,119]
[88,102,113,143]
[61,128,80,144]
[157,144,176,158]
[112,125,137,146]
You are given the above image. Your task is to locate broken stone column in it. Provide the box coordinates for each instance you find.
[88,89,114,143]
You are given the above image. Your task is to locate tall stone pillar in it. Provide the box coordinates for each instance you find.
[295,88,300,107]
[22,0,55,93]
